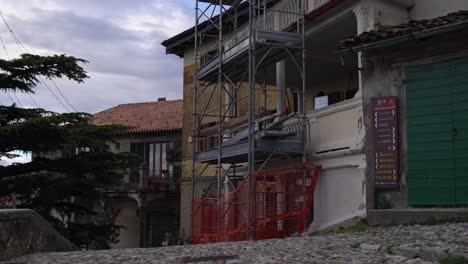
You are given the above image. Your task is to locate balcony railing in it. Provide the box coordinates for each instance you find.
[221,0,331,52]
[199,0,331,74]
[114,166,180,192]
[283,97,364,157]
[222,0,304,53]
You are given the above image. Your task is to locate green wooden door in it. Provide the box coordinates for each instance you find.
[406,58,468,205]
[452,60,468,204]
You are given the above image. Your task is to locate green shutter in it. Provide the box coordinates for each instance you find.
[406,58,468,205]
[453,61,468,204]
[130,143,144,184]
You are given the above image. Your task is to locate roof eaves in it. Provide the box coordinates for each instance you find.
[338,19,468,54]
[123,127,183,135]
[162,0,346,56]
[161,1,250,56]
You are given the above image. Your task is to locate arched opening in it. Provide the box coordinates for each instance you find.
[109,196,140,248]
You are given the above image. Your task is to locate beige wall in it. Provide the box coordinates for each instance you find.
[411,0,468,20]
[307,100,366,231]
[310,153,366,231]
[110,197,140,249]
[283,97,367,231]
[180,45,291,240]
[179,177,214,241]
[181,49,220,239]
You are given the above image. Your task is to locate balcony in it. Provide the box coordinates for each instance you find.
[193,113,304,164]
[112,165,180,193]
[197,0,306,82]
[283,97,365,158]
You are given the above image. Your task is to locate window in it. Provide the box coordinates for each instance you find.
[197,122,218,152]
[130,142,176,179]
[200,49,218,68]
[147,142,174,178]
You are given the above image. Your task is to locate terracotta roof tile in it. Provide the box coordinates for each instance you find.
[92,99,183,133]
[339,10,468,50]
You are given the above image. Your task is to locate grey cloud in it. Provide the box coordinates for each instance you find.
[8,9,174,79]
[0,0,191,113]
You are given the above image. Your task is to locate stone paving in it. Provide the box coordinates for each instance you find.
[3,223,468,264]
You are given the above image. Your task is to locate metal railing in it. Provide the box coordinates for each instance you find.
[220,0,331,53]
[223,0,305,52]
[282,97,364,155]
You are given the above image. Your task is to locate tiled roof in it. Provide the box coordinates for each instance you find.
[92,100,183,133]
[339,10,468,50]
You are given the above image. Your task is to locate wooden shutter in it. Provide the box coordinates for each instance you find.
[406,58,468,205]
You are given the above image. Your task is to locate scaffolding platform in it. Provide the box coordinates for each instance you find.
[198,30,302,83]
[194,138,303,164]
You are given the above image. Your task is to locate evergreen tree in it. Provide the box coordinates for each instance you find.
[0,54,132,249]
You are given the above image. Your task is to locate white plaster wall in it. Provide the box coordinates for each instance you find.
[307,99,363,153]
[309,153,367,231]
[111,199,141,249]
[282,98,367,231]
[411,0,468,20]
[246,152,367,232]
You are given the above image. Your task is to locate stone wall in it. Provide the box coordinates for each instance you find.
[0,209,77,261]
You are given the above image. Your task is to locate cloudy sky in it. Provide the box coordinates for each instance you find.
[0,0,193,114]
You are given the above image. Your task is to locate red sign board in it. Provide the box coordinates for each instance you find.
[372,97,399,189]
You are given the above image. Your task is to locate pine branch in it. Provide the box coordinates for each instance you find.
[0,54,89,93]
[0,105,49,126]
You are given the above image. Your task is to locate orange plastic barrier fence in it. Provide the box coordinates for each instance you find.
[191,163,321,244]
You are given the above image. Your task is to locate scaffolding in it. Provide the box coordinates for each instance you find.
[193,0,308,241]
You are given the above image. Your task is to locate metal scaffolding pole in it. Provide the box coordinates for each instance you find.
[247,0,256,239]
[217,0,223,236]
[192,0,199,203]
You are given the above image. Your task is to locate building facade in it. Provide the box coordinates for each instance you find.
[339,9,468,223]
[93,98,183,247]
[162,0,468,241]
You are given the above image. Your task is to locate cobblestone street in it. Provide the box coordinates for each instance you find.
[3,223,468,264]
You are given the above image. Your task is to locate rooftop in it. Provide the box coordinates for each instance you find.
[92,99,183,134]
[339,10,468,51]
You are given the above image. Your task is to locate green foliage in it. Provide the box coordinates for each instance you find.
[167,146,183,161]
[0,54,88,93]
[0,54,131,249]
[440,256,468,264]
[336,221,368,234]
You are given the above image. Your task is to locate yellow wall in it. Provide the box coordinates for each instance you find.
[180,46,291,239]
